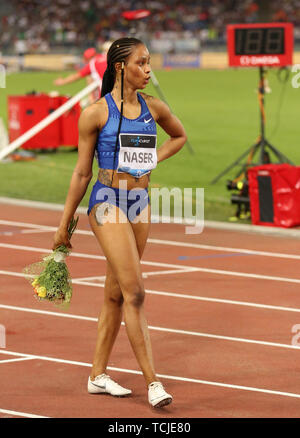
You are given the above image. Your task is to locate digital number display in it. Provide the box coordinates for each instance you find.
[235,28,285,55]
[227,23,293,67]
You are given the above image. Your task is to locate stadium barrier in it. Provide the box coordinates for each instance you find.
[2,52,300,71]
[163,54,201,68]
[18,52,228,69]
[201,52,228,69]
[24,54,80,71]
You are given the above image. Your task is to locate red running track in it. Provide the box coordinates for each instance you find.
[1,202,300,418]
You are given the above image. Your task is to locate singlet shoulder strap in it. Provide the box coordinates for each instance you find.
[104,92,113,106]
[104,93,119,118]
[137,92,150,115]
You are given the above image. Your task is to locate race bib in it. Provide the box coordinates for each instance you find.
[117,133,157,178]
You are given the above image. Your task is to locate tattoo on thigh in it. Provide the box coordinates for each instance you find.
[93,202,113,226]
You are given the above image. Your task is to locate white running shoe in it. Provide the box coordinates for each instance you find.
[148,381,172,408]
[88,374,132,397]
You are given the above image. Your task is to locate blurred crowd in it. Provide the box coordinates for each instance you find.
[1,0,300,54]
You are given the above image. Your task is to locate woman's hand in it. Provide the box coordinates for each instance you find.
[52,227,72,251]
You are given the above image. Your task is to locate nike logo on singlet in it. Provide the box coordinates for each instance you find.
[144,118,152,123]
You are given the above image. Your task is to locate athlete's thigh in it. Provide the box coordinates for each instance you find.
[129,202,151,259]
[89,204,143,289]
[104,208,151,291]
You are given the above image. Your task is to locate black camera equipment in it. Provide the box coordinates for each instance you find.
[211,66,293,219]
[210,23,294,220]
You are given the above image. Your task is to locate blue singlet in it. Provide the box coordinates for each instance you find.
[87,92,155,220]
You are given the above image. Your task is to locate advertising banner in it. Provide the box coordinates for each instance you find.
[163,54,201,68]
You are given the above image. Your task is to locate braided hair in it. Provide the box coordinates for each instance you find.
[100,37,144,187]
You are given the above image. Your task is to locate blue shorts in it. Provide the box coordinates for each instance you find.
[87,180,150,222]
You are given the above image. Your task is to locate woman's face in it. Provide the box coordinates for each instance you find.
[124,44,151,90]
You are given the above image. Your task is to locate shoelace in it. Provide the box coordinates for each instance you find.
[97,374,124,389]
[149,382,163,393]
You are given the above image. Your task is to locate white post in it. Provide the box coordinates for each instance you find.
[0,118,8,151]
[0,80,101,161]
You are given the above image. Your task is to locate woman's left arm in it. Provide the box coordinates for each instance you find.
[154,99,187,163]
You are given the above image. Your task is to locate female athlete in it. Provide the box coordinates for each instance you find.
[53,37,187,408]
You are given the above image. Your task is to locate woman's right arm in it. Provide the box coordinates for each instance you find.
[52,103,103,249]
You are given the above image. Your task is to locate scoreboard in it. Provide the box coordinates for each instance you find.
[227,22,293,67]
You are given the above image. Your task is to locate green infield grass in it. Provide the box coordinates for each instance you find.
[0,67,299,222]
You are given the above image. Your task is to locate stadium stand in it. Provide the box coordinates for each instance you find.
[1,0,300,55]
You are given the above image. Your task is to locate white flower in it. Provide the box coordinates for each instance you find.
[53,252,66,263]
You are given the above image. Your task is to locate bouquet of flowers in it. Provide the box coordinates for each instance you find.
[23,217,79,309]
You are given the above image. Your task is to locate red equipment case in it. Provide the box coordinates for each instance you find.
[59,96,80,146]
[8,94,80,149]
[8,94,61,149]
[248,164,300,228]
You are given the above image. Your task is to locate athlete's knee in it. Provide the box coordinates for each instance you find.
[105,273,123,306]
[124,284,145,308]
[105,283,124,307]
[107,293,124,307]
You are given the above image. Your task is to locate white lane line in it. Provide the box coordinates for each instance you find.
[148,238,300,260]
[0,303,299,351]
[0,357,34,365]
[0,303,97,321]
[1,269,300,313]
[0,242,197,271]
[75,269,197,281]
[0,219,56,230]
[142,269,196,277]
[1,349,300,400]
[1,242,300,284]
[2,218,300,260]
[194,267,300,284]
[74,275,106,282]
[0,270,34,279]
[20,229,53,235]
[73,268,300,286]
[0,408,49,418]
